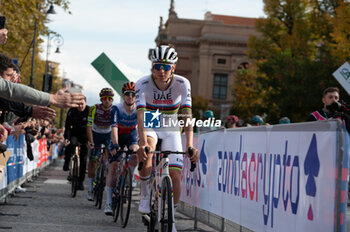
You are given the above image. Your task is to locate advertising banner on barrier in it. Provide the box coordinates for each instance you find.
[6,135,17,184]
[0,151,10,183]
[16,135,25,179]
[181,120,348,232]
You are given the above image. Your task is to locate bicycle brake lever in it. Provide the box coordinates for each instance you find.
[138,146,150,171]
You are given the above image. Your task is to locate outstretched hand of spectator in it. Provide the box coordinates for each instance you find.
[32,106,56,121]
[49,88,85,109]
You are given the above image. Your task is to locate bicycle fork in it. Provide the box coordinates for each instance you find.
[156,159,175,227]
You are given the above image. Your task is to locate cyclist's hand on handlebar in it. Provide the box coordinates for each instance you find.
[64,139,70,146]
[110,144,120,156]
[87,142,94,150]
[137,145,150,162]
[186,146,199,163]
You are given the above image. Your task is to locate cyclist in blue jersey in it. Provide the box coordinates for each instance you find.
[104,82,138,215]
[86,88,114,201]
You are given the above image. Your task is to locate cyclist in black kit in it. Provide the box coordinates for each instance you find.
[63,97,90,190]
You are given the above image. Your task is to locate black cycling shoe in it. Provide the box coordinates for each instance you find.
[77,182,84,191]
[67,174,72,181]
[63,161,69,171]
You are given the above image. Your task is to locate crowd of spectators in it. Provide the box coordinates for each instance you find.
[0,27,85,162]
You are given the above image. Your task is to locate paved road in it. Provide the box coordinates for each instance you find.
[0,159,216,232]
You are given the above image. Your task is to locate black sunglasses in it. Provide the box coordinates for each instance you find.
[124,92,135,97]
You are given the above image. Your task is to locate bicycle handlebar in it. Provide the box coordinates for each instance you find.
[137,146,196,172]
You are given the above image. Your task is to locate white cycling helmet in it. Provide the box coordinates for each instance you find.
[150,45,178,64]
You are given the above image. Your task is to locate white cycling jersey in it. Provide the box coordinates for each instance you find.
[135,74,192,170]
[135,74,192,115]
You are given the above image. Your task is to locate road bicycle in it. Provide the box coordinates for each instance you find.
[139,147,195,232]
[112,149,137,228]
[93,145,108,209]
[69,137,80,198]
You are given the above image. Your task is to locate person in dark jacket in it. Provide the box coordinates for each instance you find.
[63,97,89,190]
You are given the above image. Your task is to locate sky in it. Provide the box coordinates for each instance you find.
[43,0,265,106]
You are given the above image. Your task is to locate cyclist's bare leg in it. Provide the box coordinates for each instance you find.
[169,169,181,205]
[105,161,119,209]
[87,160,97,178]
[129,144,139,167]
[86,159,97,199]
[106,162,119,187]
[138,138,155,205]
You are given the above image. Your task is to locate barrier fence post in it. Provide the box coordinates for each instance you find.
[220,218,225,232]
[194,206,198,230]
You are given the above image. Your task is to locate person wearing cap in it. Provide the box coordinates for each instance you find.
[226,115,239,128]
[251,115,264,126]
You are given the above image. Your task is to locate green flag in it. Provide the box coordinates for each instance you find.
[91,52,129,96]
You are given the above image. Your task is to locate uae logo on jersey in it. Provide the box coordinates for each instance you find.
[143,109,161,128]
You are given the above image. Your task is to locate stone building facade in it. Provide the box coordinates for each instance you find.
[154,0,259,116]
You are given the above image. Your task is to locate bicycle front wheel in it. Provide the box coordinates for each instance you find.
[71,157,78,198]
[160,176,173,232]
[148,181,157,232]
[120,167,132,228]
[97,165,105,209]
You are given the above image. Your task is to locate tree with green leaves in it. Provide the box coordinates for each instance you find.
[0,1,71,128]
[0,0,70,89]
[233,0,350,123]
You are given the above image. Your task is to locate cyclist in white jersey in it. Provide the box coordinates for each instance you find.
[136,44,199,232]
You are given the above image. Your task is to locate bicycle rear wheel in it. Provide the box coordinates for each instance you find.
[160,176,173,232]
[70,157,78,198]
[120,167,132,228]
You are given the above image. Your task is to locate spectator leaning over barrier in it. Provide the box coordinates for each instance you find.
[0,27,84,108]
[0,54,56,122]
[63,97,90,191]
[251,115,264,126]
[226,115,239,128]
[0,53,85,108]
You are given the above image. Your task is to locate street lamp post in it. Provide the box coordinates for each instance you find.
[43,31,64,92]
[29,2,56,88]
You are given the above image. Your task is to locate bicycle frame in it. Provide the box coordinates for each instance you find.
[148,152,175,229]
[93,146,108,209]
[140,148,195,231]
